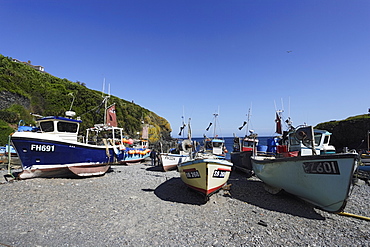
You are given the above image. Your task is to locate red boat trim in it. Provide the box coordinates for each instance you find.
[207,183,226,195]
[186,183,226,196]
[216,168,231,171]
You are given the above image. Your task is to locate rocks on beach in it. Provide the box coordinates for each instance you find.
[0,162,369,246]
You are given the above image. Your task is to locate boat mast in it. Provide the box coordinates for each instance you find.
[102,79,110,126]
[213,112,218,138]
[245,108,251,136]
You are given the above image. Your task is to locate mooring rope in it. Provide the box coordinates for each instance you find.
[337,212,370,221]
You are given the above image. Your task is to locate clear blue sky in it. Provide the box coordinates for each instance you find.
[1,0,370,137]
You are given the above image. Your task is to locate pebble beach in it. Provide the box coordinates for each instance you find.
[0,162,369,247]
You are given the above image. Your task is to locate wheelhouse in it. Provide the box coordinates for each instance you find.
[36,116,81,142]
[288,129,335,155]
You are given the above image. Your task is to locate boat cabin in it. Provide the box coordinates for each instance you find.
[36,116,81,142]
[85,124,123,145]
[205,138,225,156]
[288,129,335,156]
[242,135,259,152]
[133,139,149,149]
[232,135,259,152]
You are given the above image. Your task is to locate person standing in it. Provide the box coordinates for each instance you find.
[150,149,157,166]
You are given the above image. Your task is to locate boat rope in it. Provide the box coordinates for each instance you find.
[103,139,110,158]
[79,97,106,117]
[6,135,15,179]
[0,242,13,247]
[337,212,370,221]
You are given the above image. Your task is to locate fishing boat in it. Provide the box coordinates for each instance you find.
[230,108,259,176]
[160,140,192,171]
[178,155,233,198]
[251,112,359,212]
[359,130,370,171]
[118,131,151,164]
[178,113,233,198]
[11,95,150,179]
[159,118,193,171]
[11,113,114,179]
[0,145,18,157]
[202,113,228,159]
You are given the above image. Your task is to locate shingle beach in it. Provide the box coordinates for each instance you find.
[1,162,369,246]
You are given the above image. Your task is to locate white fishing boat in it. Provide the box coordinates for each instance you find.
[178,155,233,198]
[159,118,193,171]
[251,114,359,213]
[161,152,191,171]
[178,113,233,198]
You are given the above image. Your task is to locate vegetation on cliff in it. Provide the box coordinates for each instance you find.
[0,54,172,145]
[315,114,370,152]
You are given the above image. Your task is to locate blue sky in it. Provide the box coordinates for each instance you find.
[1,0,370,137]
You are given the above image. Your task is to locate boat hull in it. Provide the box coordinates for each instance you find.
[230,151,253,175]
[12,132,116,179]
[118,152,150,164]
[18,163,110,179]
[251,153,358,212]
[160,153,191,171]
[178,159,233,197]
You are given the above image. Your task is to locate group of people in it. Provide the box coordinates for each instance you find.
[149,149,161,166]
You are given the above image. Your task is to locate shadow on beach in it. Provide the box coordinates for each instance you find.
[152,169,326,219]
[228,170,326,220]
[154,177,207,206]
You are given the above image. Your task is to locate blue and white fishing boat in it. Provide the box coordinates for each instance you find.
[0,145,17,157]
[11,112,114,179]
[11,96,150,179]
[251,113,359,213]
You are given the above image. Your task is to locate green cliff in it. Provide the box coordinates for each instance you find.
[0,54,172,145]
[315,114,370,152]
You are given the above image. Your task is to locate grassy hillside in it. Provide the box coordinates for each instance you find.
[0,54,172,145]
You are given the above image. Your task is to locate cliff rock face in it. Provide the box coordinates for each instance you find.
[0,91,30,110]
[315,116,370,152]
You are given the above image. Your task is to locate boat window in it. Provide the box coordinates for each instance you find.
[40,121,54,132]
[113,129,121,139]
[314,134,322,146]
[289,135,300,145]
[324,135,330,144]
[213,142,223,148]
[57,122,78,133]
[243,141,254,147]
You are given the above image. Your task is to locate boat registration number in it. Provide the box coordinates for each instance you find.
[213,170,227,178]
[30,144,55,152]
[185,170,201,179]
[303,161,340,174]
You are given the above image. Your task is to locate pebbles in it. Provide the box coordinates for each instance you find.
[0,163,369,246]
